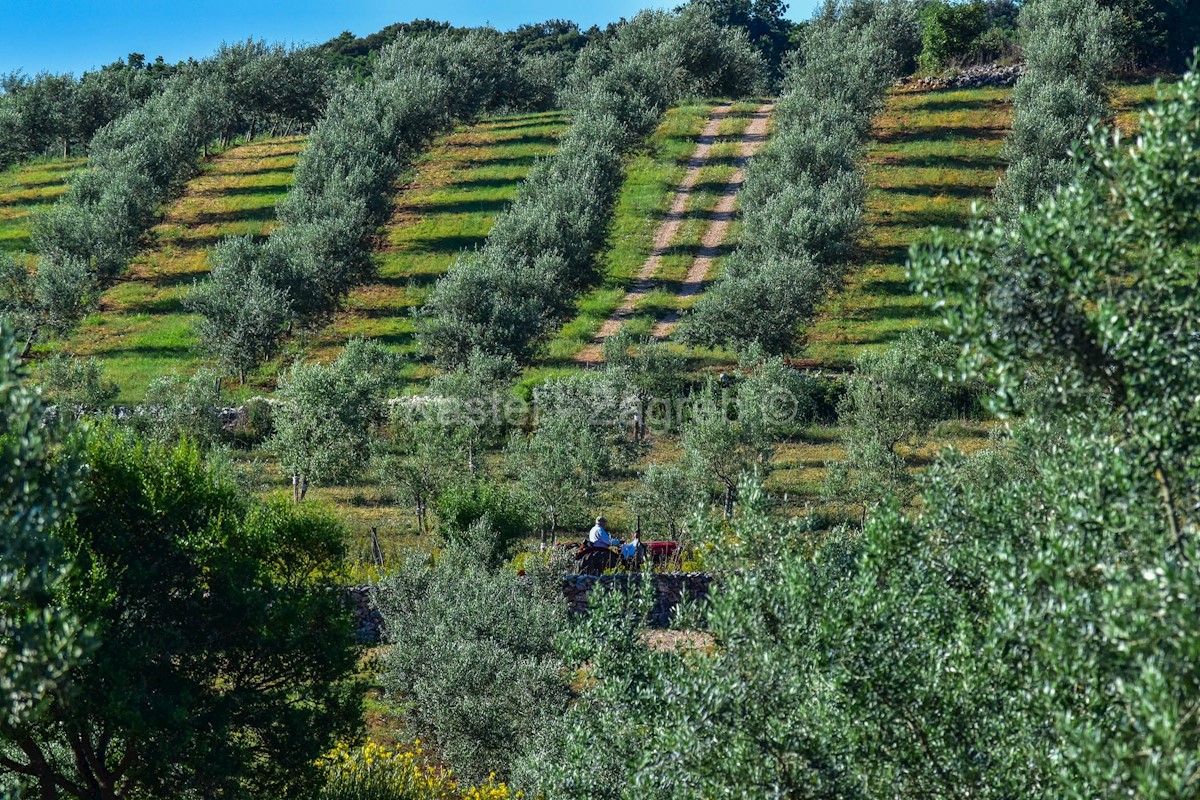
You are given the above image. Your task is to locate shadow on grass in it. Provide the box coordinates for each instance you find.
[445,176,524,191]
[194,184,289,198]
[907,95,1010,114]
[396,233,487,254]
[876,183,989,200]
[857,245,910,267]
[876,125,1007,145]
[882,152,1005,170]
[416,197,511,216]
[458,154,542,169]
[189,205,278,226]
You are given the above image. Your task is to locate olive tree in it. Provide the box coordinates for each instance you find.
[0,325,83,736]
[825,328,959,518]
[269,341,393,501]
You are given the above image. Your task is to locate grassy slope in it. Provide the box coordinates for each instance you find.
[310,111,568,376]
[61,137,304,401]
[537,102,729,370]
[0,157,86,259]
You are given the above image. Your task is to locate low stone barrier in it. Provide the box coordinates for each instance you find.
[561,572,713,628]
[897,63,1025,91]
[345,572,714,643]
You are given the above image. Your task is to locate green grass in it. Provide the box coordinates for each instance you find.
[309,111,569,378]
[0,156,87,259]
[803,86,1013,366]
[541,101,725,364]
[58,137,304,402]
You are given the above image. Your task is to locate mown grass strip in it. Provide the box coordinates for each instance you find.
[804,86,1013,366]
[60,137,303,401]
[310,110,569,379]
[0,157,87,258]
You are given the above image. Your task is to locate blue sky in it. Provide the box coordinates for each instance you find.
[1,0,823,76]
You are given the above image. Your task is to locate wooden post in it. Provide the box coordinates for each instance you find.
[370,526,385,568]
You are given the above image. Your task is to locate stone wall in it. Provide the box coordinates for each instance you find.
[897,63,1025,91]
[346,572,714,643]
[561,573,713,628]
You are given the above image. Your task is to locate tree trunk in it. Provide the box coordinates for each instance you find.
[723,484,735,519]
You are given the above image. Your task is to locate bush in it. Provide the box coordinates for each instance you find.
[993,0,1116,219]
[375,532,568,785]
[2,428,361,799]
[435,479,532,563]
[35,352,118,413]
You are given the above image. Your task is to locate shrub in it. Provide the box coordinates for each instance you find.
[35,352,118,413]
[435,479,532,563]
[375,533,568,785]
[2,428,362,799]
[318,741,517,800]
[993,0,1117,219]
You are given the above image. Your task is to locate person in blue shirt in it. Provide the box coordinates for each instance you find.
[588,516,620,549]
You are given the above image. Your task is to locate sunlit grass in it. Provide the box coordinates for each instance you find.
[804,86,1013,366]
[57,137,303,402]
[0,156,86,258]
[309,110,569,376]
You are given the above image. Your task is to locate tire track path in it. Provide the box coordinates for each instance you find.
[573,102,772,364]
[573,104,732,363]
[650,102,773,338]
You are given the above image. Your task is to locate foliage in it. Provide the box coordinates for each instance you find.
[506,373,631,535]
[825,328,960,514]
[992,0,1117,219]
[603,328,685,440]
[917,0,1018,71]
[629,463,698,541]
[684,0,920,352]
[0,428,361,800]
[0,324,83,733]
[26,41,333,340]
[35,351,118,413]
[269,341,393,498]
[915,66,1200,536]
[1099,0,1200,69]
[193,31,513,376]
[133,368,224,446]
[318,741,518,800]
[186,235,292,383]
[435,479,533,564]
[692,0,798,85]
[375,531,568,785]
[372,408,456,536]
[681,379,773,517]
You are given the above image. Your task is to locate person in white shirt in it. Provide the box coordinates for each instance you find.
[588,516,620,549]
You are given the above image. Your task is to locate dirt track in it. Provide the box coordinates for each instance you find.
[574,102,774,364]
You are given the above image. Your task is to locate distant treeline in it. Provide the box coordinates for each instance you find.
[319,0,800,84]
